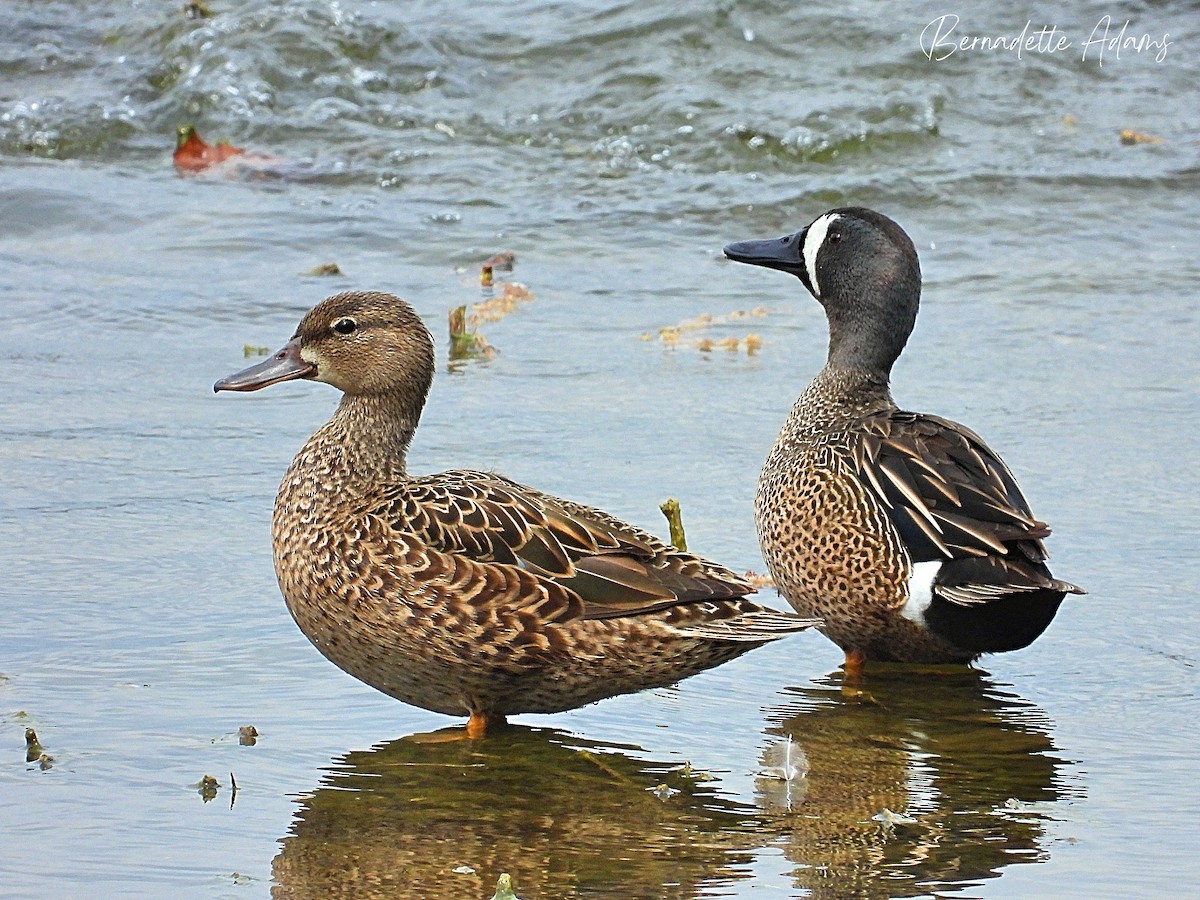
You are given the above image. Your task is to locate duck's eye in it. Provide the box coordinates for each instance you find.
[828,230,844,245]
[332,318,357,335]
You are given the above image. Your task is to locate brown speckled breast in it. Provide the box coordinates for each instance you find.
[755,379,972,663]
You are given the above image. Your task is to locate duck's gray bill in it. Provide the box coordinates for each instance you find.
[213,336,315,392]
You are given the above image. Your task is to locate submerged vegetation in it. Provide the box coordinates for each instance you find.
[449,253,530,362]
[642,307,768,354]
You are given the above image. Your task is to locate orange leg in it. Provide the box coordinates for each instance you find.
[466,711,505,739]
[843,648,867,678]
[407,712,508,743]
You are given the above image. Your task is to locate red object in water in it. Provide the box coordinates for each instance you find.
[173,125,246,173]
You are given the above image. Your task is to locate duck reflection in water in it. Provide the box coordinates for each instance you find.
[271,727,763,899]
[755,667,1080,898]
[271,676,1077,898]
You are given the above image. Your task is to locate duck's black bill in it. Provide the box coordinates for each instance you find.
[723,228,807,276]
[213,336,315,393]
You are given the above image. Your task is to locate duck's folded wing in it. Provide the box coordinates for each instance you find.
[385,470,755,620]
[849,411,1084,602]
[397,543,807,675]
[933,553,1083,604]
[398,542,592,672]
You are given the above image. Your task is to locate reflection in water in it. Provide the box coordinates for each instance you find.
[273,675,1078,898]
[272,727,761,899]
[757,668,1080,898]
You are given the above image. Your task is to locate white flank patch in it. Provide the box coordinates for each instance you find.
[900,560,942,625]
[803,212,839,297]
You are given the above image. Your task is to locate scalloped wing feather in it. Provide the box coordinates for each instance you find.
[383,469,756,622]
[668,602,823,641]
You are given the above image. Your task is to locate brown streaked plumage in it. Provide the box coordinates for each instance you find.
[725,208,1083,668]
[215,291,818,735]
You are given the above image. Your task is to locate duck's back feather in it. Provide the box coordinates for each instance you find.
[849,411,1084,603]
[380,469,761,622]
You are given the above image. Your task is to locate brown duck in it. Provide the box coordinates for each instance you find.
[724,208,1083,672]
[215,291,818,736]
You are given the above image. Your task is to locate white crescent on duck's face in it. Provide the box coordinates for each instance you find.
[801,212,840,299]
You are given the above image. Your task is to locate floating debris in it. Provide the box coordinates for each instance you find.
[173,125,245,172]
[24,728,53,768]
[182,1,213,17]
[653,312,714,344]
[483,251,515,271]
[872,808,918,827]
[238,725,259,746]
[659,498,687,551]
[477,253,517,287]
[449,305,497,361]
[576,749,633,782]
[451,865,476,875]
[24,728,43,763]
[242,344,269,358]
[490,873,521,900]
[999,797,1039,816]
[1120,129,1164,145]
[470,282,534,325]
[643,307,769,353]
[303,263,343,277]
[675,760,716,782]
[450,256,531,362]
[172,125,283,176]
[759,735,808,783]
[742,570,775,589]
[756,737,808,812]
[648,783,679,800]
[197,774,220,802]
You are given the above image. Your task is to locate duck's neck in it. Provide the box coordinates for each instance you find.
[300,393,420,487]
[805,282,916,409]
[800,365,895,420]
[823,292,912,379]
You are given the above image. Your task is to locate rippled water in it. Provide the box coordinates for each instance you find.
[2,1,1198,897]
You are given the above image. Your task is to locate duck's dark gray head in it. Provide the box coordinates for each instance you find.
[724,207,921,376]
[214,291,436,405]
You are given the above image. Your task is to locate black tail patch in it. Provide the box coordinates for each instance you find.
[924,590,1066,654]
